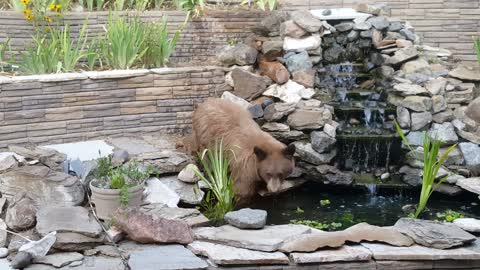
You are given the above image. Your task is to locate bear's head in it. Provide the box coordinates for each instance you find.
[254,144,296,193]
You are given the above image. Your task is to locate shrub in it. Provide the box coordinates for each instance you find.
[101,13,148,69]
[394,121,457,218]
[174,0,204,16]
[190,140,235,220]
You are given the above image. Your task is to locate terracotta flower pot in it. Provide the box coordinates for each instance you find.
[90,180,145,220]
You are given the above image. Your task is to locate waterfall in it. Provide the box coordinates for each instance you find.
[364,108,372,128]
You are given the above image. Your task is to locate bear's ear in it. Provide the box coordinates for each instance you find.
[254,146,267,161]
[283,144,296,158]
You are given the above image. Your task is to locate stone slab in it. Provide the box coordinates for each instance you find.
[34,252,84,267]
[128,245,208,270]
[361,242,480,260]
[290,245,372,264]
[188,241,289,265]
[36,207,102,237]
[194,224,311,252]
[42,140,114,162]
[311,8,371,21]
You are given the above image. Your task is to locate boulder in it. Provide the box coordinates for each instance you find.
[428,122,458,145]
[394,218,476,249]
[113,208,194,244]
[284,51,313,73]
[0,165,84,206]
[36,206,102,237]
[141,204,209,228]
[263,103,296,122]
[386,47,418,65]
[194,224,311,252]
[261,39,283,60]
[218,44,258,66]
[224,208,267,229]
[291,10,323,33]
[262,122,290,132]
[0,155,18,173]
[280,223,413,253]
[280,20,307,38]
[314,165,353,185]
[292,69,315,88]
[258,58,290,84]
[335,22,354,32]
[287,109,331,130]
[311,131,336,153]
[231,68,270,101]
[403,96,432,112]
[178,164,200,184]
[188,241,289,266]
[449,64,480,82]
[157,176,204,205]
[453,218,480,233]
[397,106,411,128]
[263,80,314,103]
[456,177,480,195]
[432,110,455,123]
[459,142,480,169]
[432,95,447,113]
[292,141,336,165]
[354,21,372,31]
[392,83,429,96]
[399,166,422,186]
[254,11,289,36]
[401,59,431,75]
[5,192,37,231]
[411,112,432,131]
[137,150,191,175]
[221,91,250,109]
[284,35,321,52]
[368,16,390,30]
[128,245,208,270]
[466,96,480,124]
[425,77,447,96]
[8,145,66,171]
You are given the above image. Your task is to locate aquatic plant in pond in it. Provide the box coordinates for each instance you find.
[394,120,457,218]
[436,210,464,223]
[190,140,235,220]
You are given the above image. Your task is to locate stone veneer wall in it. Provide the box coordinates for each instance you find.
[280,0,480,62]
[0,10,264,65]
[0,67,227,150]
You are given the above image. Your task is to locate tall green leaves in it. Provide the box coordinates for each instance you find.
[474,36,480,65]
[394,121,457,218]
[101,13,148,69]
[142,14,188,68]
[190,140,235,220]
[50,23,90,72]
[0,38,11,72]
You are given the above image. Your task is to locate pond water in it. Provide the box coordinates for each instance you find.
[254,181,480,229]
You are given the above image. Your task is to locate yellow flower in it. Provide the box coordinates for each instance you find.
[24,14,33,20]
[23,8,31,15]
[49,4,61,12]
[21,0,30,5]
[44,16,53,23]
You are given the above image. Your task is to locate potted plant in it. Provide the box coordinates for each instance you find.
[89,156,149,220]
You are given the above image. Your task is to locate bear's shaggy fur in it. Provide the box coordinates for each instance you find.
[189,98,295,205]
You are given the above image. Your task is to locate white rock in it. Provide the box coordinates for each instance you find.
[263,80,314,103]
[323,123,337,138]
[42,140,113,162]
[221,91,250,109]
[0,248,8,258]
[178,164,201,184]
[283,35,321,52]
[144,178,180,207]
[453,218,480,233]
[188,241,289,265]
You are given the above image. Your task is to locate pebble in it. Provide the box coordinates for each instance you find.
[0,248,8,258]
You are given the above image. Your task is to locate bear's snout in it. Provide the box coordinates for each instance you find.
[266,177,283,193]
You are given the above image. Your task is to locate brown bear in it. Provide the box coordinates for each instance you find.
[189,98,296,206]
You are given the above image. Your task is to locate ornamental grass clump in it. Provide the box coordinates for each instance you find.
[190,140,235,220]
[50,23,90,72]
[101,13,148,69]
[394,121,457,218]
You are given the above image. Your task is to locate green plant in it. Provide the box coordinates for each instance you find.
[101,13,148,69]
[133,0,150,10]
[94,154,113,179]
[80,0,104,11]
[50,23,90,72]
[174,0,204,16]
[109,168,126,189]
[436,210,464,222]
[121,161,150,182]
[474,36,480,65]
[190,140,235,220]
[395,120,457,218]
[254,0,276,10]
[320,199,331,206]
[85,38,102,71]
[295,207,304,214]
[290,220,342,231]
[18,34,62,74]
[153,0,164,9]
[141,14,188,68]
[0,38,11,72]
